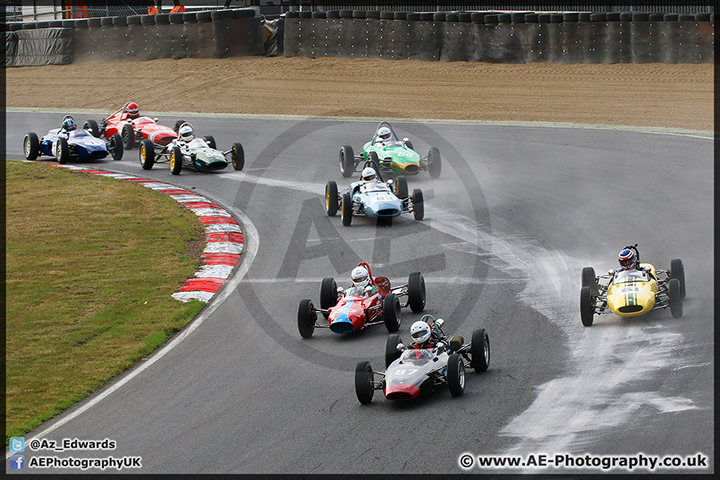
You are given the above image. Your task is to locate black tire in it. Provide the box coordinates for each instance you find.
[427,147,441,179]
[385,334,402,368]
[580,286,594,326]
[109,134,123,160]
[354,361,374,404]
[412,189,424,221]
[395,176,408,199]
[341,192,352,226]
[83,119,99,137]
[382,293,401,332]
[320,277,338,317]
[139,139,155,170]
[297,299,316,338]
[340,144,354,177]
[121,123,136,150]
[407,272,426,313]
[203,135,216,150]
[170,146,183,175]
[668,278,683,318]
[23,132,39,160]
[470,328,490,373]
[230,143,245,170]
[581,267,596,289]
[670,259,686,298]
[231,143,244,170]
[325,181,339,216]
[447,353,465,397]
[55,137,69,164]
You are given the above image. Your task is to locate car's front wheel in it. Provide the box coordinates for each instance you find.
[580,286,594,326]
[447,353,465,397]
[297,299,317,338]
[23,132,39,160]
[231,143,244,170]
[470,328,490,373]
[325,181,339,216]
[55,137,69,164]
[407,272,425,313]
[139,139,155,170]
[411,189,424,221]
[109,134,123,160]
[341,193,353,226]
[170,146,183,175]
[668,278,683,318]
[355,361,375,404]
[340,145,354,177]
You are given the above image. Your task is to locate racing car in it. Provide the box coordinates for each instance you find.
[354,314,490,404]
[23,121,123,164]
[138,123,244,175]
[83,102,178,151]
[326,160,423,226]
[297,262,426,338]
[580,249,685,326]
[339,121,441,179]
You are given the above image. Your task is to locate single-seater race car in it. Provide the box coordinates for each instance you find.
[297,262,426,338]
[83,102,178,151]
[325,160,424,226]
[354,314,490,404]
[138,123,244,175]
[23,120,123,164]
[580,250,686,326]
[339,121,441,179]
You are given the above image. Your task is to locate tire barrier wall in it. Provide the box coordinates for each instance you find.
[3,28,74,67]
[283,12,715,63]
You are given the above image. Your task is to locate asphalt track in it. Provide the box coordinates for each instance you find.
[5,110,714,475]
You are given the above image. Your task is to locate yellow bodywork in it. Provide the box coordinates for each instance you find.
[607,263,658,317]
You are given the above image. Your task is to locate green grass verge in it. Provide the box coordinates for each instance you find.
[5,161,208,443]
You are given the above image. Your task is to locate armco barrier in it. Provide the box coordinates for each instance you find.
[283,11,714,63]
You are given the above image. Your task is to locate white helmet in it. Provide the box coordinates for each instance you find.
[361,167,376,182]
[351,266,370,288]
[377,126,391,141]
[178,123,194,142]
[410,321,432,345]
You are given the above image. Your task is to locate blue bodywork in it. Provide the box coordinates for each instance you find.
[350,181,403,219]
[40,129,110,160]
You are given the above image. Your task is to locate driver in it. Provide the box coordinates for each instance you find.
[59,115,76,134]
[356,167,381,194]
[374,126,393,146]
[408,320,439,350]
[615,244,654,279]
[348,266,378,297]
[125,102,140,120]
[176,122,195,146]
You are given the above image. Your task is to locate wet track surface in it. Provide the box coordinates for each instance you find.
[5,111,714,474]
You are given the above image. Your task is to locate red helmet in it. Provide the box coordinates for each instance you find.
[618,248,638,270]
[126,102,139,119]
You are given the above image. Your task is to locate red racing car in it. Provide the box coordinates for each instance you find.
[83,102,179,151]
[297,262,426,338]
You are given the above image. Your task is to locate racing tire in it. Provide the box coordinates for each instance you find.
[668,278,683,319]
[297,299,317,338]
[23,132,40,160]
[341,193,353,226]
[109,134,124,160]
[470,328,490,373]
[582,266,597,295]
[670,259,686,298]
[340,145,354,177]
[325,181,339,216]
[382,293,401,332]
[83,119,99,137]
[385,334,402,368]
[447,353,466,397]
[580,286,594,326]
[203,135,216,150]
[404,140,414,151]
[121,123,136,150]
[427,147,441,179]
[395,176,408,199]
[231,143,244,171]
[139,139,155,170]
[412,189,424,221]
[354,361,374,404]
[320,277,338,318]
[170,146,183,175]
[55,137,69,164]
[407,272,426,313]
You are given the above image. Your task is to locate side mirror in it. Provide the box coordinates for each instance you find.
[607,269,614,275]
[337,287,344,295]
[364,285,373,294]
[402,137,409,143]
[387,178,393,185]
[396,343,405,351]
[435,318,444,328]
[153,117,159,123]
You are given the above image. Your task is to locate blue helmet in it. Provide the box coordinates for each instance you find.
[618,248,637,270]
[61,115,76,131]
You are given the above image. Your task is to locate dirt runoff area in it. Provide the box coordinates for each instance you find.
[5,56,714,133]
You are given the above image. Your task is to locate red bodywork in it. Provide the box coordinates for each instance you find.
[101,104,177,146]
[326,262,392,334]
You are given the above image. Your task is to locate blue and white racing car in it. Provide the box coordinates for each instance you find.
[23,121,123,164]
[325,160,424,226]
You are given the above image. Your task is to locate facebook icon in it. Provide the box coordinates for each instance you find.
[10,454,25,470]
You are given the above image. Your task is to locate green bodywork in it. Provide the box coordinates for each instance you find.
[360,141,423,176]
[184,145,228,171]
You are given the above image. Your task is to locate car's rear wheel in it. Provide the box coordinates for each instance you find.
[670,259,686,299]
[297,299,317,338]
[341,192,353,226]
[470,328,490,373]
[447,353,465,397]
[203,135,216,149]
[170,146,183,175]
[231,143,244,170]
[382,293,401,332]
[320,277,338,318]
[412,188,424,221]
[109,134,123,160]
[427,147,441,179]
[325,181,339,216]
[395,175,408,199]
[83,119,99,137]
[340,145,354,177]
[23,132,39,160]
[407,272,426,313]
[385,334,402,368]
[355,361,374,404]
[55,137,69,164]
[121,123,136,150]
[580,286,594,326]
[139,139,155,170]
[669,278,683,318]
